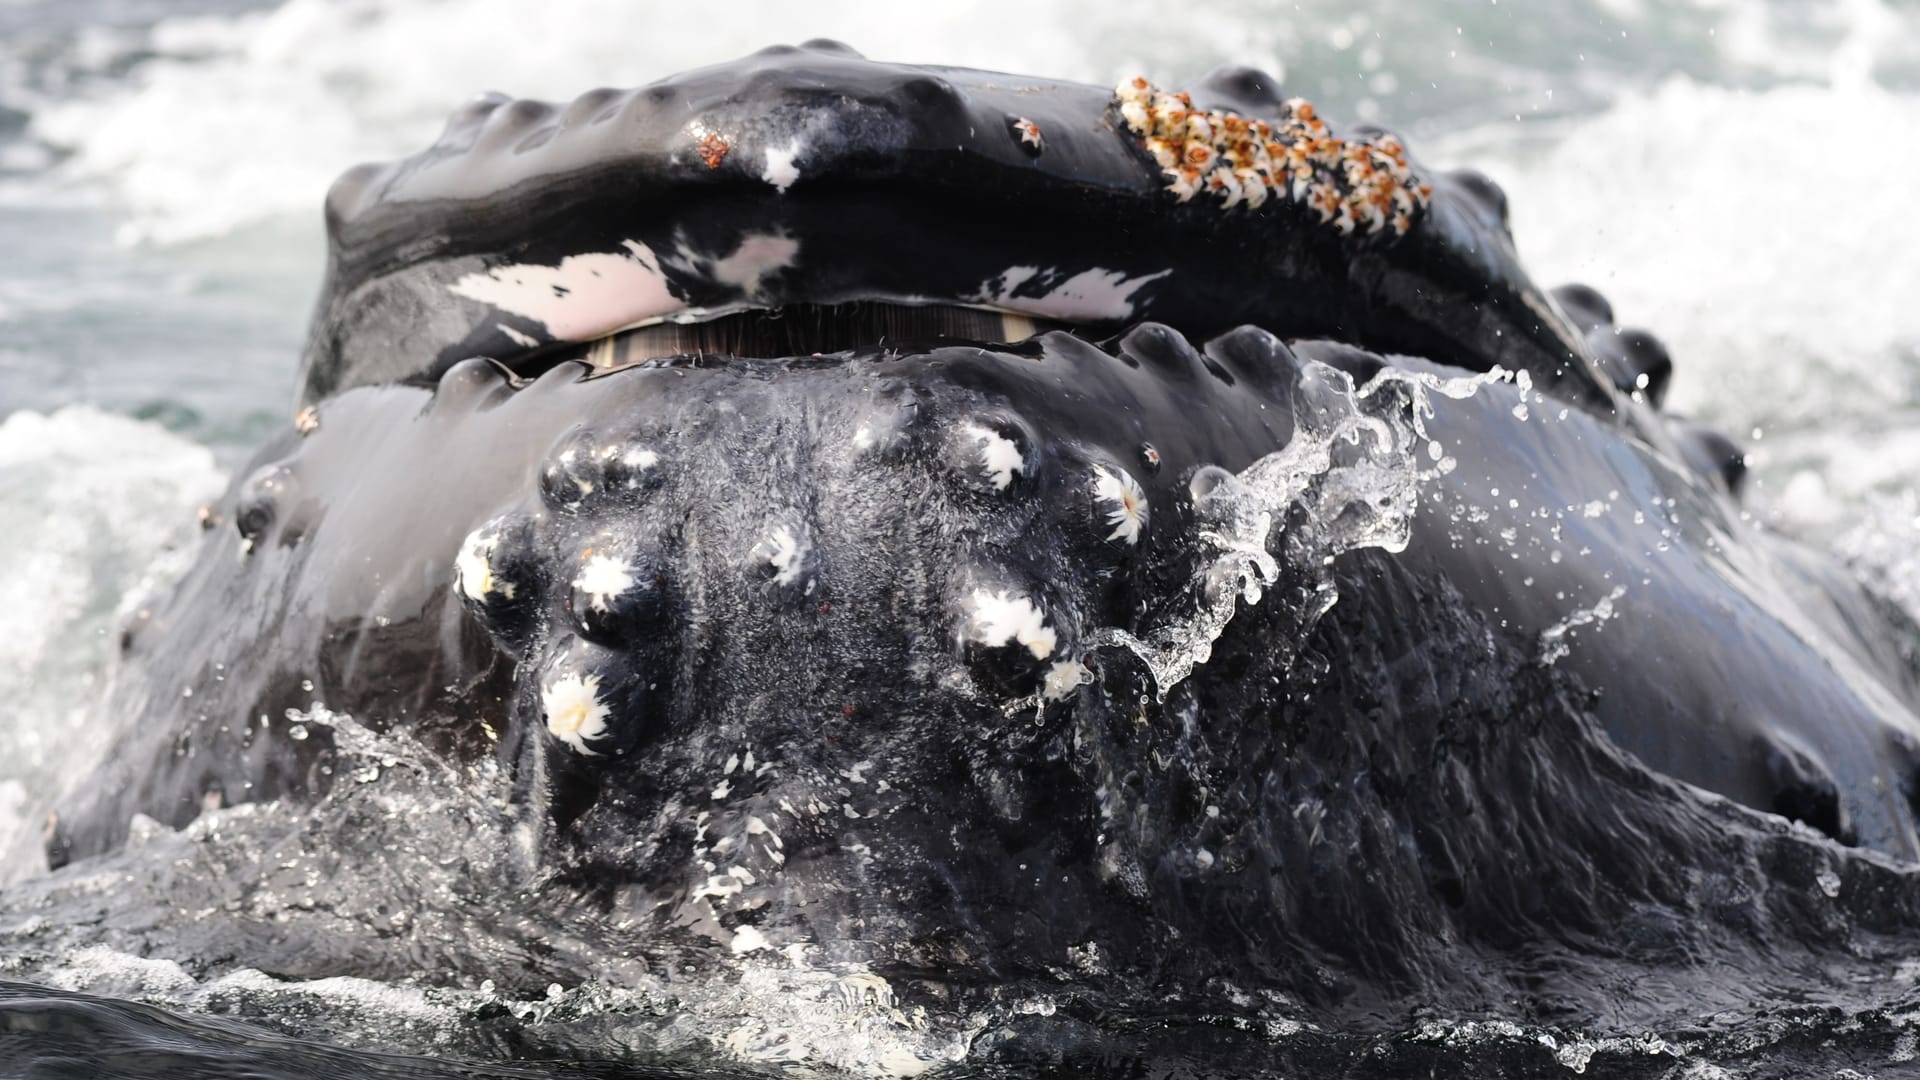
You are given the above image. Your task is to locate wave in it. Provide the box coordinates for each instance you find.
[0,405,222,874]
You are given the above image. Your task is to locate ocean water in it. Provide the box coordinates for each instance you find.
[3,0,1920,1075]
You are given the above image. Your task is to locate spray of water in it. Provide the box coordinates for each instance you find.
[1088,361,1513,696]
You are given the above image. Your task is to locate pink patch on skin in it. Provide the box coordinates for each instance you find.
[449,239,684,342]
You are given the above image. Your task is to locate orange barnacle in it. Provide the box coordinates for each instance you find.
[1184,141,1216,168]
[1173,91,1193,107]
[696,131,730,170]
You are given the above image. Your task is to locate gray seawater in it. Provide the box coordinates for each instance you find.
[3,0,1920,1076]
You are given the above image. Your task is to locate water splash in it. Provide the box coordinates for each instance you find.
[1089,361,1513,696]
[1538,585,1628,665]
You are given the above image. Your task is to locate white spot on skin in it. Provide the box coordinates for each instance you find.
[455,528,512,601]
[761,141,803,193]
[450,239,682,341]
[730,926,772,954]
[1042,658,1088,701]
[975,265,1172,322]
[763,526,806,586]
[573,553,635,612]
[967,589,1057,660]
[542,671,611,755]
[962,423,1024,490]
[1091,464,1149,544]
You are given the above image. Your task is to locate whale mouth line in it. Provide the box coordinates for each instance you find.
[497,300,1083,380]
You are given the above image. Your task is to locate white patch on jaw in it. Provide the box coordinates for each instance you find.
[449,239,682,341]
[761,140,803,193]
[966,589,1057,660]
[454,528,512,601]
[974,264,1172,322]
[664,231,800,300]
[496,323,539,348]
[542,671,611,755]
[961,423,1024,490]
[1091,464,1149,544]
[573,553,636,612]
[1042,657,1088,701]
[709,232,800,296]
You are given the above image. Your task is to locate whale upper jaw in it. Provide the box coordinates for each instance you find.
[301,40,1622,420]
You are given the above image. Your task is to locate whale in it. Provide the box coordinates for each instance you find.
[30,40,1920,1068]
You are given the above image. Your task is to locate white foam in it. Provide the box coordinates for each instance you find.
[0,406,222,869]
[1448,75,1920,440]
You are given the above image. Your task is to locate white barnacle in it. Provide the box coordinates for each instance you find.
[543,671,611,754]
[574,553,636,612]
[961,423,1025,491]
[1042,657,1089,701]
[621,447,658,474]
[1012,117,1044,150]
[1166,167,1201,203]
[758,524,808,587]
[967,589,1057,660]
[1239,169,1271,209]
[1091,464,1149,545]
[455,527,513,601]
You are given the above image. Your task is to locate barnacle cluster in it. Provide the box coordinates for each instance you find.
[1114,76,1432,236]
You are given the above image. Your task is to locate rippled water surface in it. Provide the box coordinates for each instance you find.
[4,0,1920,1076]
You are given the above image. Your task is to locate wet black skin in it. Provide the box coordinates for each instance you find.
[39,42,1920,1036]
[306,42,1620,419]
